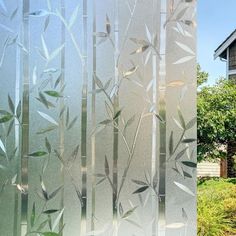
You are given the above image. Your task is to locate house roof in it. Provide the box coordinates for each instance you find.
[214,29,236,60]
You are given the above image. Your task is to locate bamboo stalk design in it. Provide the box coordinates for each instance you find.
[112,0,120,235]
[151,0,158,235]
[80,0,88,235]
[91,0,97,232]
[59,0,66,235]
[13,2,22,236]
[158,0,167,234]
[20,0,30,235]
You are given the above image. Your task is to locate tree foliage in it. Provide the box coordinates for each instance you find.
[197,64,209,87]
[197,73,236,161]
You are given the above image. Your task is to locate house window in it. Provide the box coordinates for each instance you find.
[229,41,236,70]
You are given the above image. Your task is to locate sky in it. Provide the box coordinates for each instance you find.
[197,0,236,84]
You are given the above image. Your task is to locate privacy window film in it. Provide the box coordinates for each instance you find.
[0,0,197,235]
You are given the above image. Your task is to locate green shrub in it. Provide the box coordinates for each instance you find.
[198,178,236,236]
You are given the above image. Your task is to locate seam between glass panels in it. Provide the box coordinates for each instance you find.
[20,0,30,235]
[59,1,66,235]
[158,0,167,235]
[81,0,88,235]
[91,0,97,232]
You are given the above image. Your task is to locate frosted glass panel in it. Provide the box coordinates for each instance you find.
[0,0,197,235]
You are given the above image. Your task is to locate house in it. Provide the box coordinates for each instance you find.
[197,29,236,178]
[214,29,236,80]
[213,29,236,177]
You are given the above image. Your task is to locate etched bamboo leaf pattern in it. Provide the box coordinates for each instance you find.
[0,0,196,235]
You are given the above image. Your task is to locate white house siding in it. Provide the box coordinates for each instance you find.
[197,161,221,177]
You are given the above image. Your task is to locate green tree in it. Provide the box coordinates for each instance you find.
[197,64,209,87]
[197,72,236,176]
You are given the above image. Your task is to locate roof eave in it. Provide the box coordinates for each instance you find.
[214,30,236,60]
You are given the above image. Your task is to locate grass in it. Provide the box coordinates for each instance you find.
[197,178,236,236]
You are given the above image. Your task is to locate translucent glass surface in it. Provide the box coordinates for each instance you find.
[0,0,197,235]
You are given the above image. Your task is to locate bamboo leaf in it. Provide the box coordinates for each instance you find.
[42,232,59,236]
[133,186,149,194]
[152,172,158,189]
[48,186,63,200]
[95,32,107,38]
[0,138,6,154]
[125,115,136,128]
[169,131,174,155]
[44,90,62,98]
[94,173,105,178]
[104,155,109,176]
[30,202,36,228]
[94,75,103,89]
[0,0,7,13]
[131,45,149,55]
[172,117,184,130]
[16,101,22,118]
[182,208,188,223]
[119,203,124,216]
[132,179,147,186]
[181,161,197,168]
[183,171,192,178]
[37,219,48,231]
[175,7,188,20]
[123,66,138,78]
[54,74,62,89]
[43,210,60,215]
[67,116,78,130]
[130,38,149,45]
[28,151,48,157]
[167,80,185,87]
[96,177,106,186]
[37,125,57,135]
[54,150,63,163]
[11,174,17,184]
[8,94,15,114]
[49,44,65,62]
[173,56,194,64]
[44,15,50,32]
[99,119,112,125]
[29,9,51,17]
[106,15,111,35]
[36,94,55,109]
[175,147,188,160]
[45,137,51,154]
[174,181,195,196]
[166,222,185,229]
[177,107,186,129]
[122,206,138,219]
[103,79,112,90]
[36,93,50,109]
[38,111,58,126]
[65,107,69,127]
[113,109,122,120]
[0,111,13,123]
[40,177,49,200]
[182,138,196,143]
[91,125,105,136]
[186,117,197,130]
[69,5,79,28]
[175,41,195,55]
[73,183,83,206]
[175,162,184,177]
[145,24,152,43]
[32,66,37,85]
[105,102,113,119]
[155,113,164,123]
[41,35,49,60]
[69,144,79,162]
